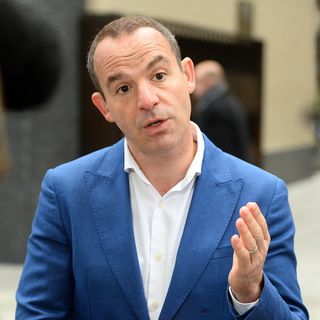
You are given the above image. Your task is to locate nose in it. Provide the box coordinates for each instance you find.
[136,82,159,110]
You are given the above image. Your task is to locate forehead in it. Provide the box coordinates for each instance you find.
[94,27,176,73]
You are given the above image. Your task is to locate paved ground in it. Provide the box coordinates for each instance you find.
[1,171,320,319]
[288,171,320,319]
[0,263,21,320]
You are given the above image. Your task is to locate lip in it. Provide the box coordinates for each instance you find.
[143,118,167,128]
[143,118,169,134]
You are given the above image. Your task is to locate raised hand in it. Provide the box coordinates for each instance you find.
[228,202,271,303]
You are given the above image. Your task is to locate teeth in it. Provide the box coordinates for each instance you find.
[149,121,161,127]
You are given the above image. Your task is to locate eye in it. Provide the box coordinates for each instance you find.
[153,72,166,81]
[117,85,129,95]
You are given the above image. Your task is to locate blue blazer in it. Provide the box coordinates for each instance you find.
[16,136,308,319]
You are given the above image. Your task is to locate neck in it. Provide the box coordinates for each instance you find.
[129,129,197,196]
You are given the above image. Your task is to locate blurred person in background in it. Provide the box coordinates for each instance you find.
[192,60,250,161]
[16,16,308,320]
[0,0,61,176]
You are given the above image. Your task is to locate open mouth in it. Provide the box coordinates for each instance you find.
[147,120,163,127]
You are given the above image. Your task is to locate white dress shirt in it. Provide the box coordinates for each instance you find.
[124,122,257,319]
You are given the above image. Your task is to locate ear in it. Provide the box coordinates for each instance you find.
[181,57,196,94]
[91,92,114,123]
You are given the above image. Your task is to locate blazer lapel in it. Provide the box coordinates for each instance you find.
[160,139,243,320]
[84,142,149,320]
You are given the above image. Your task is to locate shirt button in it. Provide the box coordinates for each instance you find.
[158,200,165,208]
[154,253,162,261]
[151,302,159,310]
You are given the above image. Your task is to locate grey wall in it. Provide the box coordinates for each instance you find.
[263,146,318,184]
[0,0,84,263]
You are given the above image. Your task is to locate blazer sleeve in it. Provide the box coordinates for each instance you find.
[229,178,309,320]
[16,169,73,319]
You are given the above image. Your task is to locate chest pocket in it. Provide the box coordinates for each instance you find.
[213,245,234,259]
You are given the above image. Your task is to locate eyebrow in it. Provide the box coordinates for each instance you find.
[146,55,170,71]
[106,72,126,89]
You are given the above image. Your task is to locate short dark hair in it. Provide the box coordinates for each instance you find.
[86,16,182,94]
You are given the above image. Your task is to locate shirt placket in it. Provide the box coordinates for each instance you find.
[147,198,167,319]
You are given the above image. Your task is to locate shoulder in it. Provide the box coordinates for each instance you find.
[202,138,289,217]
[203,136,282,188]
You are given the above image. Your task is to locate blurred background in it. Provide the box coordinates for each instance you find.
[0,0,319,319]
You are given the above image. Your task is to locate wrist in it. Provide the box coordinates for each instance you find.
[229,272,264,303]
[230,286,261,303]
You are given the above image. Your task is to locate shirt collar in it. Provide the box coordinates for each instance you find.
[124,121,204,186]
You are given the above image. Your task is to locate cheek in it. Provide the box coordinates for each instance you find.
[108,99,134,122]
[176,89,192,116]
[167,81,191,105]
[111,110,137,135]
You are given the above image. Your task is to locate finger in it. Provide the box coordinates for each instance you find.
[240,205,264,250]
[247,202,271,243]
[230,234,251,269]
[235,215,258,255]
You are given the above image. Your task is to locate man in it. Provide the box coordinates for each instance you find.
[192,60,250,161]
[16,16,308,319]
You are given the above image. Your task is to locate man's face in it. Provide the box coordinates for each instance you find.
[91,27,195,159]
